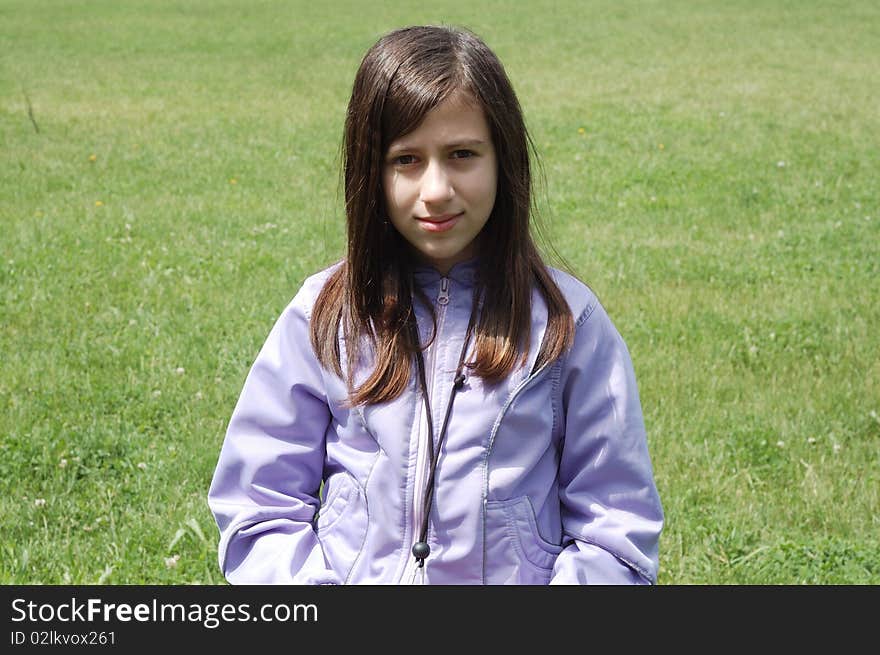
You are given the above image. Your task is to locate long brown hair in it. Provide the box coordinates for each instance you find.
[311,25,574,406]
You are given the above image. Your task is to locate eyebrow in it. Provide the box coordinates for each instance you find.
[387,139,487,154]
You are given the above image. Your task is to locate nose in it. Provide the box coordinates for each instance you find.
[419,160,455,204]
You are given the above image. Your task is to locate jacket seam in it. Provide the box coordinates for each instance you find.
[575,298,598,329]
[549,358,563,442]
[342,449,379,585]
[554,300,598,449]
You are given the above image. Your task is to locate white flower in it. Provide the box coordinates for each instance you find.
[165,555,180,569]
[59,459,68,468]
[137,462,147,471]
[776,440,785,448]
[777,160,786,167]
[175,367,185,375]
[807,437,817,445]
[34,498,46,507]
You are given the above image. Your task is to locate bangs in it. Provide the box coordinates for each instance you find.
[380,53,469,150]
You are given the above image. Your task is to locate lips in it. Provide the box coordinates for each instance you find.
[415,212,463,233]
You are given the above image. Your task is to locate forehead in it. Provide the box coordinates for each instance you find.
[387,92,491,150]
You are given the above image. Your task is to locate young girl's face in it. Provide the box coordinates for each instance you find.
[382,92,498,275]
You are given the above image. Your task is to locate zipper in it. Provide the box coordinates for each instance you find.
[401,276,450,584]
[437,277,450,305]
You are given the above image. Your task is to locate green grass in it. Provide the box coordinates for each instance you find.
[1,0,877,584]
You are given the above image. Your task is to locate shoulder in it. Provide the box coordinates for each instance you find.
[545,266,600,326]
[544,267,627,358]
[544,271,635,385]
[289,259,345,321]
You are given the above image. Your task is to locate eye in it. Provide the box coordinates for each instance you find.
[391,154,417,166]
[450,150,475,159]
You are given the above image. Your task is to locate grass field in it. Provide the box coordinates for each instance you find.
[1,0,878,584]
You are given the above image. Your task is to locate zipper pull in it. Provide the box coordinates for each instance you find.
[437,277,450,305]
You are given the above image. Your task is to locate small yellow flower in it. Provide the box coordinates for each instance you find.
[229,178,238,185]
[577,127,585,135]
[658,143,665,150]
[95,200,104,207]
[89,154,97,162]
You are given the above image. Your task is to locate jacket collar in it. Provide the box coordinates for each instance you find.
[412,256,479,287]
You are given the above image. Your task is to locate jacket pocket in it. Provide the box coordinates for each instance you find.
[484,496,563,584]
[315,471,367,582]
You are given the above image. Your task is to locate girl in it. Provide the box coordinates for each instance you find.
[208,25,663,584]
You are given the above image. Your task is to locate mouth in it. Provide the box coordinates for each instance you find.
[415,212,463,232]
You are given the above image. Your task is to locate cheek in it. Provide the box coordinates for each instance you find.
[466,165,498,209]
[382,173,411,214]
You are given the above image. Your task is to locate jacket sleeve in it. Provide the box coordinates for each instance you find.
[550,300,664,585]
[207,286,341,584]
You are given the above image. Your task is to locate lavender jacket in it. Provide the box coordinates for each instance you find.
[208,259,663,584]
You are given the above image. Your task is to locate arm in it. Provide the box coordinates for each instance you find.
[550,301,664,585]
[207,287,341,584]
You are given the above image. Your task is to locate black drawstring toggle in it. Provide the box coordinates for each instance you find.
[412,541,430,567]
[453,373,466,390]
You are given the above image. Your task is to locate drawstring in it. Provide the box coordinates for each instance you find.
[410,289,480,569]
